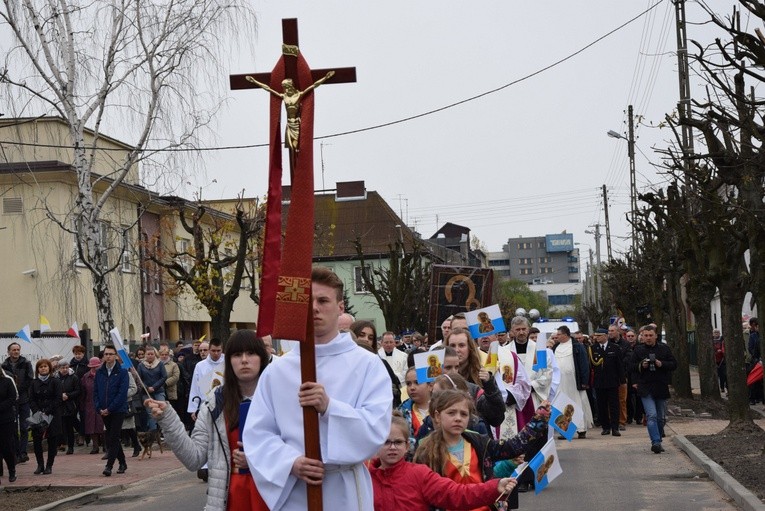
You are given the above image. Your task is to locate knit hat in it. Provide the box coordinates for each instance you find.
[87,357,102,368]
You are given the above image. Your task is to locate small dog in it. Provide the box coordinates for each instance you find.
[138,430,164,460]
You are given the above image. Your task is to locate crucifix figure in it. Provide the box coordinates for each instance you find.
[232,19,392,511]
[245,71,335,152]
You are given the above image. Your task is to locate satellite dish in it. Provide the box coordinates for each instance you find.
[529,309,540,320]
[515,308,527,317]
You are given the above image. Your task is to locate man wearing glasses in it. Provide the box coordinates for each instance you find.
[93,345,129,476]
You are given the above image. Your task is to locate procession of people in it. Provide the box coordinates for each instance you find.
[2,265,717,511]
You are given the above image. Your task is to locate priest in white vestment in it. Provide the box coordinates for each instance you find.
[551,325,593,435]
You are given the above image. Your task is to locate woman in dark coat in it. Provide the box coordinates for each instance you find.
[79,357,105,454]
[29,359,63,475]
[0,368,18,483]
[70,345,89,445]
[56,360,81,455]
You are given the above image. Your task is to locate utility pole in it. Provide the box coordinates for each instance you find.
[602,184,613,261]
[674,0,695,164]
[594,224,602,312]
[588,249,595,333]
[627,105,638,253]
[586,225,603,313]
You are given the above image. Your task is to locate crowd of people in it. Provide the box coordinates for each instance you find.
[4,271,758,509]
[0,329,241,484]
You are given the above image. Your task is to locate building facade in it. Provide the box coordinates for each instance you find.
[488,233,580,285]
[1,117,257,346]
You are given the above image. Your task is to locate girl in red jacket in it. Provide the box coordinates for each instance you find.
[369,414,515,511]
[414,389,550,511]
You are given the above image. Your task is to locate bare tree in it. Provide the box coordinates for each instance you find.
[149,196,264,342]
[353,237,432,335]
[0,0,253,340]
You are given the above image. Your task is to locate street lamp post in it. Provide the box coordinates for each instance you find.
[607,104,638,253]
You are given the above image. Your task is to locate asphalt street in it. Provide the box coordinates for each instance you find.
[526,422,738,511]
[70,420,742,511]
[71,468,206,510]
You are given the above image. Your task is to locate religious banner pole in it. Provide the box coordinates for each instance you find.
[230,19,356,511]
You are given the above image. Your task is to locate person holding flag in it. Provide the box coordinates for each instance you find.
[551,325,592,439]
[146,330,271,511]
[507,316,559,493]
[93,345,129,476]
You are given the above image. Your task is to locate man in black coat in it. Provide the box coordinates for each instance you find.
[1,342,34,463]
[589,328,623,436]
[0,367,18,482]
[630,324,677,453]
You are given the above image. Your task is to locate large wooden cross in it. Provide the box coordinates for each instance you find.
[230,19,355,511]
[230,19,356,97]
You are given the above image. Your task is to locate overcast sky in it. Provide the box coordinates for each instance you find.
[172,2,732,258]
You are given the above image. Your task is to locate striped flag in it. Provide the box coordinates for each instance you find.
[109,328,132,368]
[528,438,563,494]
[15,324,32,343]
[39,315,51,333]
[532,333,548,371]
[67,322,80,338]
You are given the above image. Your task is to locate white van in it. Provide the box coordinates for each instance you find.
[532,319,579,337]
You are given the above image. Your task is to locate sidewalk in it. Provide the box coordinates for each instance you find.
[6,442,186,488]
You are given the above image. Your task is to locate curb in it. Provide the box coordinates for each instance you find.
[27,467,189,511]
[674,435,765,511]
[28,485,128,511]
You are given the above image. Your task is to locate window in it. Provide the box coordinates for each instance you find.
[178,239,192,272]
[520,268,533,275]
[141,233,149,293]
[73,219,86,267]
[568,266,579,274]
[539,256,551,264]
[549,294,574,306]
[97,222,109,270]
[489,259,510,267]
[354,265,371,293]
[154,238,162,294]
[540,267,554,274]
[517,242,532,250]
[518,257,532,265]
[121,228,132,272]
[568,255,579,263]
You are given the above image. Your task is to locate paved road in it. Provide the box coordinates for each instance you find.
[524,421,739,511]
[72,421,743,511]
[72,468,206,510]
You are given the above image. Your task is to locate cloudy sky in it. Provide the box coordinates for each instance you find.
[179,1,731,258]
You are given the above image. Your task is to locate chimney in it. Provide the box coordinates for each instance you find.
[460,233,469,264]
[335,181,366,201]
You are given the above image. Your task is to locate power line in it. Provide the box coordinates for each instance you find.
[0,1,665,155]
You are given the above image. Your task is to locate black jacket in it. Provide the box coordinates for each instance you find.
[589,342,624,388]
[29,377,63,437]
[1,355,34,404]
[0,370,18,425]
[57,371,82,417]
[70,356,89,380]
[630,342,677,399]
